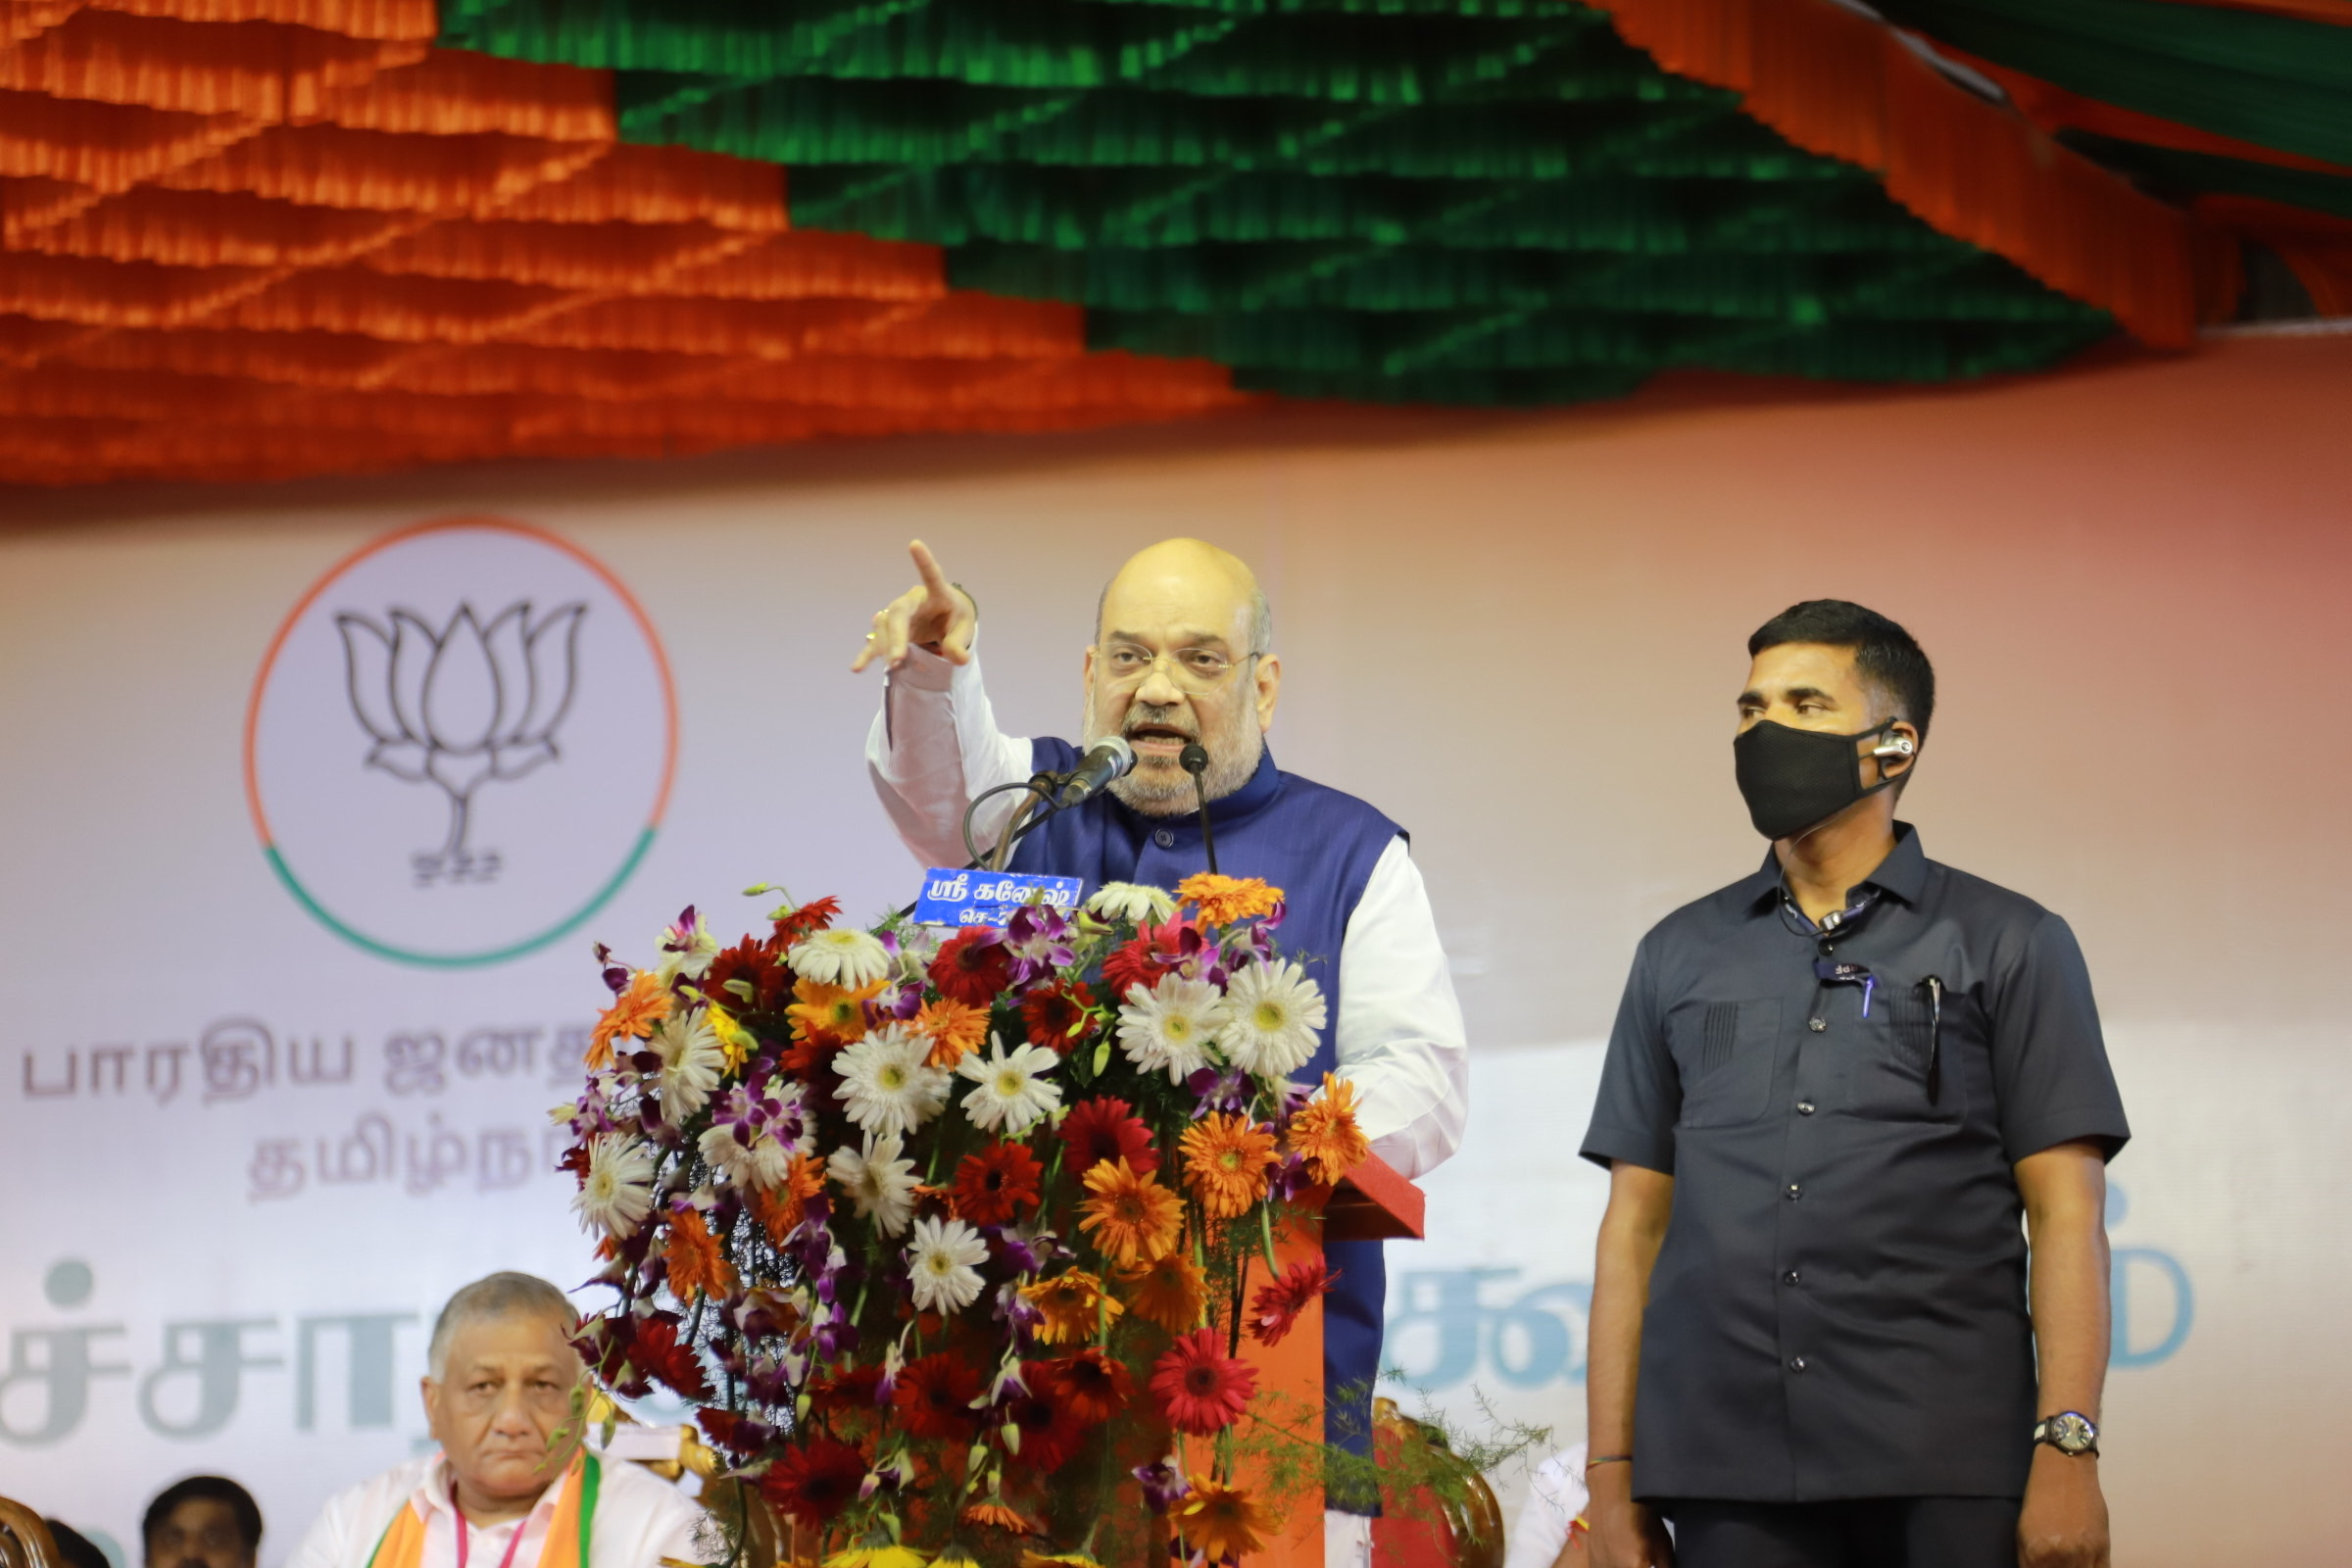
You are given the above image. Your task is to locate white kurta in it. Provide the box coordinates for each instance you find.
[284,1451,707,1568]
[866,644,1470,1180]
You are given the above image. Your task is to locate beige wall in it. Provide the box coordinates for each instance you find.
[4,332,2346,1562]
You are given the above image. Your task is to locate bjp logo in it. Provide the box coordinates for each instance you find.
[334,601,587,884]
[247,518,675,967]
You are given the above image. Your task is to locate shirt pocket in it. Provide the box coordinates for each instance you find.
[1840,981,1973,1122]
[1667,997,1780,1129]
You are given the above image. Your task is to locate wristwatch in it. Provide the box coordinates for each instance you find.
[2032,1411,2100,1457]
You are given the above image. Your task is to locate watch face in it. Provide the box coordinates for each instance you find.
[2047,1413,2096,1452]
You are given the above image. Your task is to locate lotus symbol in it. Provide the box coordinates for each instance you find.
[336,601,586,884]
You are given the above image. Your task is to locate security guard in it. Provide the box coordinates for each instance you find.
[1581,601,2128,1568]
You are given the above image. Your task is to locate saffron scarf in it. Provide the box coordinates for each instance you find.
[365,1452,599,1568]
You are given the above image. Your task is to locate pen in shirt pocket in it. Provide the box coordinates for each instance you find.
[1921,975,1944,1104]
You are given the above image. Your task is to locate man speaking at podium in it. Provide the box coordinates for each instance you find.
[854,538,1469,1566]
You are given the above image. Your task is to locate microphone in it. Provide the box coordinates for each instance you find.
[1056,735,1136,806]
[1179,742,1220,875]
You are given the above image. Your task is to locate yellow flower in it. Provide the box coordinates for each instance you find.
[786,976,883,1047]
[1179,1112,1279,1220]
[1020,1270,1123,1345]
[1175,873,1283,925]
[824,1549,927,1568]
[1173,1477,1277,1560]
[1115,1251,1207,1334]
[1078,1158,1186,1266]
[706,1004,757,1071]
[1287,1073,1372,1186]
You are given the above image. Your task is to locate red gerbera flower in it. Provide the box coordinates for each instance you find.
[1020,980,1093,1054]
[703,934,790,1014]
[951,1141,1044,1227]
[1047,1347,1133,1424]
[807,1361,884,1416]
[930,926,1016,1006]
[1004,1368,1093,1471]
[1150,1329,1257,1435]
[759,1435,866,1528]
[1247,1259,1340,1348]
[1100,920,1190,1003]
[1057,1096,1159,1176]
[629,1313,710,1401]
[891,1350,984,1441]
[771,895,842,944]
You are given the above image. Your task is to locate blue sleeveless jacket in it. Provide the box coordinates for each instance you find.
[1012,741,1399,1482]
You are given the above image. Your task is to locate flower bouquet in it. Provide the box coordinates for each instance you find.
[559,874,1380,1568]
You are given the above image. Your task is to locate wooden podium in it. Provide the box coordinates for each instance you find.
[1233,1154,1426,1568]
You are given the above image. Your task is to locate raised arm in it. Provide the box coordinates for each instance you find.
[857,541,1032,866]
[1331,838,1468,1179]
[1585,1160,1677,1568]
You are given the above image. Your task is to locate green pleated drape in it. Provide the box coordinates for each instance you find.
[439,0,2116,404]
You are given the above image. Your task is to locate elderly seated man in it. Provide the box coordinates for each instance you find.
[289,1272,707,1568]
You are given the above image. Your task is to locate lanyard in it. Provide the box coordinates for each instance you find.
[452,1501,535,1568]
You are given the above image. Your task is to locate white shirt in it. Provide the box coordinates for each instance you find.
[1503,1443,1592,1568]
[866,645,1469,1179]
[286,1450,708,1568]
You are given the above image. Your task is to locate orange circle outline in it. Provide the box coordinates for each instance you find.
[242,512,679,861]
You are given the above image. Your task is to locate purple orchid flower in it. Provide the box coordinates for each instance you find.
[1266,1150,1313,1203]
[1135,1459,1191,1513]
[594,943,629,996]
[1186,1065,1252,1118]
[1005,904,1078,966]
[858,1451,912,1501]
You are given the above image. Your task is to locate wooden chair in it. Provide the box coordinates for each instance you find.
[0,1498,63,1568]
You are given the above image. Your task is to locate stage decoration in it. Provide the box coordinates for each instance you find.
[0,0,1249,486]
[557,876,1515,1565]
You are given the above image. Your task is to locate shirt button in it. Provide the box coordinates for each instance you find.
[1783,1269,1802,1286]
[1152,828,1176,849]
[1808,1016,1827,1032]
[1786,1183,1802,1200]
[1788,1355,1809,1374]
[1796,1100,1816,1116]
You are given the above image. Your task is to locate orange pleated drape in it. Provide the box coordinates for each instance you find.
[0,0,1250,485]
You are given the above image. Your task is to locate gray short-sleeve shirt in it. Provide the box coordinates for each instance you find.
[1581,824,2129,1503]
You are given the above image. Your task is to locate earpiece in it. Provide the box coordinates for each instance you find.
[1871,735,1917,758]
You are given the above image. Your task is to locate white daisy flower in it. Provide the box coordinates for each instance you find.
[572,1135,658,1237]
[1217,958,1327,1078]
[1116,972,1228,1083]
[828,1133,919,1238]
[905,1214,990,1316]
[955,1039,1065,1136]
[698,1125,793,1191]
[1085,882,1177,925]
[647,1013,726,1118]
[655,907,721,985]
[788,926,893,989]
[832,1024,950,1138]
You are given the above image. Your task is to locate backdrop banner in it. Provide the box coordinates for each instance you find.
[4,335,2347,1567]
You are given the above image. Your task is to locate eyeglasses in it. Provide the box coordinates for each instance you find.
[1096,643,1256,691]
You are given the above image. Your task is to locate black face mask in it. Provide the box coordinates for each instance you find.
[1733,716,1906,841]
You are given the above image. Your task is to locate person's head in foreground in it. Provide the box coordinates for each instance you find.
[1734,598,1934,847]
[422,1272,584,1524]
[1080,537,1281,816]
[142,1476,262,1568]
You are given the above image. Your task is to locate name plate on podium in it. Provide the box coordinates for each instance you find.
[913,867,1083,927]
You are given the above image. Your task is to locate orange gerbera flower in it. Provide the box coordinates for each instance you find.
[1173,1476,1276,1560]
[1020,1270,1123,1345]
[1175,873,1283,926]
[1078,1158,1186,1265]
[1179,1113,1280,1220]
[665,1205,737,1300]
[588,971,668,1070]
[747,1152,826,1246]
[1115,1251,1207,1334]
[960,1499,1038,1535]
[913,996,992,1067]
[784,976,882,1048]
[1287,1073,1372,1185]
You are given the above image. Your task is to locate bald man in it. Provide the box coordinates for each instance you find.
[858,539,1469,1566]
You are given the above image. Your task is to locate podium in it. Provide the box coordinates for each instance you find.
[1230,1153,1427,1568]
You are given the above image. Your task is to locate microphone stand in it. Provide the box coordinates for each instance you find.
[1180,742,1219,875]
